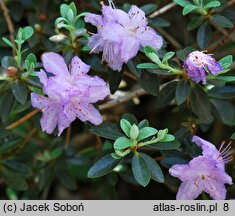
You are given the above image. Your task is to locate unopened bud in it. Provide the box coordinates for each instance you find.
[49,34,67,42]
[7,66,18,77]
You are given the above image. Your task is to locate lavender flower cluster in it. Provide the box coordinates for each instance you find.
[31,52,110,135]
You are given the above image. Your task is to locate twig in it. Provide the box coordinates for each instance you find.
[6,109,41,129]
[149,2,177,18]
[0,0,15,55]
[156,27,182,49]
[124,71,137,81]
[99,88,147,110]
[0,128,37,160]
[210,22,235,44]
[64,126,72,148]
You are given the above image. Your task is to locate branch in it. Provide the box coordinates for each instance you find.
[0,0,15,55]
[99,88,147,110]
[149,2,177,18]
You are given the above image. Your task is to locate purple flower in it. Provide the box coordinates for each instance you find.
[85,5,163,71]
[169,136,233,200]
[183,51,223,84]
[31,52,110,136]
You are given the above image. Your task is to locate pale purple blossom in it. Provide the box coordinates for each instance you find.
[183,51,223,84]
[31,52,110,136]
[169,136,233,200]
[85,5,163,71]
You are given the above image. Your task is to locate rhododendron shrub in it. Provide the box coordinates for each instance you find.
[0,0,234,200]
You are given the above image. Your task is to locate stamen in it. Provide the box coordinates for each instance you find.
[108,0,116,9]
[218,141,233,164]
[90,39,103,53]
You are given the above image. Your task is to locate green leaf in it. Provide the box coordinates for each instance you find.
[162,52,175,63]
[176,47,196,61]
[108,68,124,94]
[129,124,139,140]
[138,119,149,129]
[25,53,36,65]
[60,4,70,18]
[56,166,76,190]
[138,127,158,141]
[231,132,235,140]
[0,138,20,154]
[67,8,75,22]
[197,22,212,49]
[140,153,164,183]
[89,122,124,140]
[138,71,159,96]
[127,58,141,78]
[88,154,121,178]
[151,140,181,150]
[2,37,15,48]
[190,85,211,118]
[137,63,159,69]
[120,119,131,137]
[114,137,133,150]
[3,160,31,175]
[208,86,235,99]
[132,154,151,187]
[2,170,28,191]
[1,56,17,69]
[156,81,177,108]
[149,17,170,28]
[69,2,77,17]
[173,0,190,7]
[22,26,34,40]
[219,55,233,69]
[211,15,233,28]
[187,16,205,30]
[175,80,191,105]
[183,5,199,15]
[144,46,158,58]
[211,100,235,126]
[11,81,27,105]
[140,4,157,15]
[215,76,235,82]
[0,91,15,122]
[157,129,168,141]
[161,134,175,142]
[121,113,138,125]
[204,1,221,9]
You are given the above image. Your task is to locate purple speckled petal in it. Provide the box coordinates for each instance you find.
[128,5,148,28]
[203,180,226,200]
[70,56,90,78]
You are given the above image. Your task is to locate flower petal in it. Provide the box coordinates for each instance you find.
[177,181,203,200]
[138,27,163,50]
[120,37,139,63]
[42,52,69,77]
[31,93,50,110]
[84,13,103,26]
[70,56,90,78]
[203,179,227,200]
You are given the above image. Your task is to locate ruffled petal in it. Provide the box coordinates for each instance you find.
[169,164,191,181]
[192,136,220,160]
[37,69,48,86]
[84,13,103,26]
[42,52,69,77]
